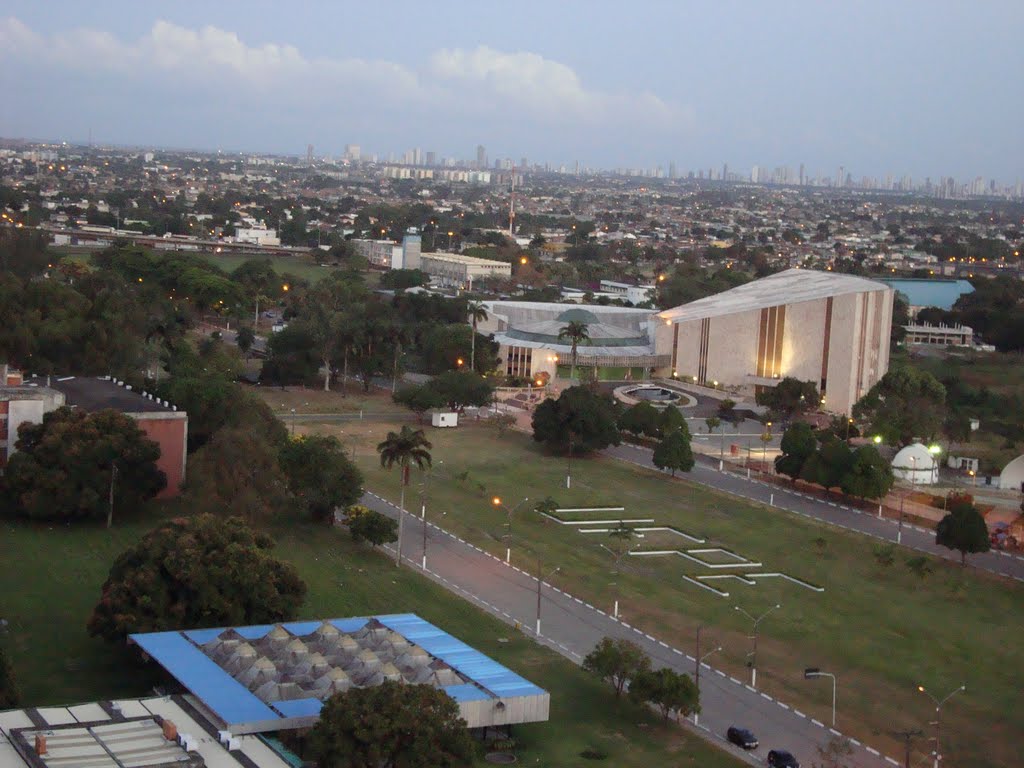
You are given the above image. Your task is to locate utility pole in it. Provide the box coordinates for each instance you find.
[694,626,721,726]
[890,729,923,768]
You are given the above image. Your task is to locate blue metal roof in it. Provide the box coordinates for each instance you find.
[130,614,547,732]
[877,278,974,310]
[131,630,280,726]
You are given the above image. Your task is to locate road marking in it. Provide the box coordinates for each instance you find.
[867,747,880,756]
[829,728,841,736]
[760,692,773,701]
[777,702,789,710]
[793,710,806,718]
[811,718,824,727]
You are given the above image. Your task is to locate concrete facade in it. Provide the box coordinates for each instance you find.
[658,269,894,416]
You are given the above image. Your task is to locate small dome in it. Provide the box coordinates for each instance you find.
[891,443,939,485]
[556,308,598,324]
[999,454,1024,491]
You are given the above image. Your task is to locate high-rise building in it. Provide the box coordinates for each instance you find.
[669,161,677,179]
[751,165,760,183]
[306,144,314,165]
[476,145,487,169]
[722,163,729,181]
[836,166,845,188]
[799,163,805,186]
[426,151,436,166]
[344,144,361,161]
[520,157,528,169]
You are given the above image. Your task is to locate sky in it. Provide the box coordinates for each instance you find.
[1,1,1022,182]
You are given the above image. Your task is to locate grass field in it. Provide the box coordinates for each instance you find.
[302,411,1024,768]
[0,510,741,768]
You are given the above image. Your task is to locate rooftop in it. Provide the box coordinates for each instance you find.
[42,377,178,415]
[658,268,891,323]
[130,614,549,734]
[421,252,510,267]
[0,696,291,768]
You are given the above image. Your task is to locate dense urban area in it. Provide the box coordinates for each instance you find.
[1,138,1023,768]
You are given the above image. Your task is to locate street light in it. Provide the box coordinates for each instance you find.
[803,667,837,727]
[694,626,721,726]
[734,603,781,688]
[420,461,442,570]
[492,496,529,563]
[917,683,965,768]
[535,558,560,636]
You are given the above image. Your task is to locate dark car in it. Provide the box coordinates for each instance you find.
[726,726,759,750]
[767,750,799,768]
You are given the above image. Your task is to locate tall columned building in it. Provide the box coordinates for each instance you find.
[655,269,894,416]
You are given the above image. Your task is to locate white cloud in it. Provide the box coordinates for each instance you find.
[0,17,693,141]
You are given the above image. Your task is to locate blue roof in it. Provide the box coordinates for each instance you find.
[130,613,547,733]
[877,278,974,310]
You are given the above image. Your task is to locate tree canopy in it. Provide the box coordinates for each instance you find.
[629,667,700,722]
[348,509,399,547]
[4,407,165,521]
[936,498,991,565]
[532,385,621,454]
[279,434,364,523]
[308,680,473,768]
[853,366,946,446]
[582,637,650,699]
[755,377,820,420]
[775,422,818,482]
[619,401,661,439]
[88,515,307,643]
[652,428,695,476]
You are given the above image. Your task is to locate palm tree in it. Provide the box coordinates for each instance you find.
[377,426,433,567]
[558,321,590,381]
[467,301,488,372]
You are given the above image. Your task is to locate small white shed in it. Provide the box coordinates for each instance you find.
[430,409,459,428]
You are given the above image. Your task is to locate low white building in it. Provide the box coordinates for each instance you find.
[234,225,281,246]
[904,323,973,347]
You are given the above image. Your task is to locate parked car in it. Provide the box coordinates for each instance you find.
[767,749,799,768]
[727,726,759,750]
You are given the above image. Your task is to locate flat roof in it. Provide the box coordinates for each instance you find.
[421,252,511,267]
[0,696,291,768]
[131,614,548,734]
[658,268,891,324]
[43,377,176,414]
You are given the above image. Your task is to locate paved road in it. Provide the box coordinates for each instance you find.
[359,491,899,768]
[606,443,1024,584]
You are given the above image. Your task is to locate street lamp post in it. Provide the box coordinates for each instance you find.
[917,683,965,768]
[803,667,837,727]
[492,495,529,563]
[694,626,721,726]
[535,557,560,636]
[420,461,442,570]
[760,422,773,477]
[735,604,781,689]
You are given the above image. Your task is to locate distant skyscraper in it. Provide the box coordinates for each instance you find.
[669,161,677,179]
[426,151,436,166]
[306,144,314,165]
[413,148,423,165]
[344,144,361,161]
[722,163,729,181]
[799,163,805,186]
[520,157,528,169]
[751,165,760,183]
[476,144,487,169]
[836,166,845,187]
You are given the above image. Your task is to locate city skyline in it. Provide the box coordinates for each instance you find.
[1,2,1023,182]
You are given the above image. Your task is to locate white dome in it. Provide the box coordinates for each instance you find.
[999,454,1024,491]
[891,443,939,485]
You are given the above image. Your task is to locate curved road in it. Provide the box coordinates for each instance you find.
[360,491,901,768]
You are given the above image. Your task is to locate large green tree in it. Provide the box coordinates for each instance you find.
[853,367,947,445]
[936,498,991,565]
[755,378,820,420]
[425,371,495,411]
[800,438,853,496]
[279,434,364,524]
[839,445,895,501]
[308,680,473,768]
[619,401,661,439]
[4,407,165,522]
[88,515,307,643]
[775,423,817,482]
[658,404,689,438]
[652,428,695,476]
[582,637,650,699]
[628,667,700,722]
[532,385,621,455]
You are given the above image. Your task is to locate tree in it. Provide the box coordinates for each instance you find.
[348,509,399,547]
[393,384,444,422]
[717,398,738,423]
[308,680,473,768]
[185,426,292,521]
[427,371,495,411]
[466,301,488,371]
[652,428,695,476]
[377,426,433,566]
[839,445,894,501]
[236,326,255,357]
[532,386,621,455]
[279,434,364,524]
[629,667,700,722]
[936,498,991,565]
[853,367,947,446]
[619,401,660,438]
[755,378,819,421]
[87,515,307,643]
[658,404,689,438]
[582,637,650,699]
[775,423,817,483]
[0,647,17,708]
[379,268,428,291]
[4,407,165,522]
[800,438,853,496]
[558,320,590,380]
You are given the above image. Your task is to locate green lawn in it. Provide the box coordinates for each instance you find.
[330,419,1024,768]
[0,511,741,768]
